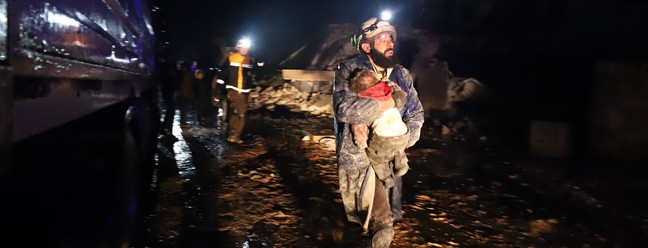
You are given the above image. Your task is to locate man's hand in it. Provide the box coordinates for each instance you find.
[392,90,407,111]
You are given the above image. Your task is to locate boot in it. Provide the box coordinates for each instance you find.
[227,132,243,144]
[369,222,393,248]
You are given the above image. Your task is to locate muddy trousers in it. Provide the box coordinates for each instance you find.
[370,177,394,248]
[226,90,248,139]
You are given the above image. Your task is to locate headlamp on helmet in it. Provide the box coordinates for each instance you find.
[380,10,392,21]
[236,37,252,49]
[352,14,396,50]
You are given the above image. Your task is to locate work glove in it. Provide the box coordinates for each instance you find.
[386,81,406,111]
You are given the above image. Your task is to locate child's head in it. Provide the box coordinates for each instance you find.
[350,68,379,93]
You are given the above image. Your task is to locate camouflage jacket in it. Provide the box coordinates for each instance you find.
[333,53,425,224]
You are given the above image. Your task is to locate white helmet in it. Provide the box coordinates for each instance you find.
[236,37,252,49]
[352,17,397,49]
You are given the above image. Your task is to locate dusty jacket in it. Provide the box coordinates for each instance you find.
[333,53,425,224]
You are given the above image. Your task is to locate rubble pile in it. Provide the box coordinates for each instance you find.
[249,82,334,118]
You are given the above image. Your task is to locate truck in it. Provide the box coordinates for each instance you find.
[0,0,158,246]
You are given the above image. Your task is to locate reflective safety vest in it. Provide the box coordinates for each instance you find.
[217,52,254,93]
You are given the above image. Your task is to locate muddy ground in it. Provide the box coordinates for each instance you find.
[142,108,648,248]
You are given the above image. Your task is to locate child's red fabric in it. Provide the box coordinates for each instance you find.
[358,81,392,101]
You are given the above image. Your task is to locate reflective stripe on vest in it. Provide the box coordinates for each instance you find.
[225,85,252,93]
[229,62,253,68]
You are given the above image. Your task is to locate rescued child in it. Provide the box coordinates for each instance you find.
[349,68,410,188]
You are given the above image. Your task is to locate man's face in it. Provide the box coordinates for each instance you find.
[365,32,399,68]
[372,32,394,58]
[238,47,249,55]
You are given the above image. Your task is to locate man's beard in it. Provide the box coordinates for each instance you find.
[369,48,399,68]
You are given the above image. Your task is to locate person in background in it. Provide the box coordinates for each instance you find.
[155,52,179,132]
[210,67,227,123]
[332,17,425,247]
[193,69,217,127]
[189,59,199,74]
[214,38,262,144]
[178,62,194,127]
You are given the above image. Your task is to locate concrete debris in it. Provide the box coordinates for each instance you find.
[250,82,334,118]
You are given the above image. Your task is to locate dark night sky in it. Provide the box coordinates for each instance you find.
[153,0,431,66]
[153,0,648,70]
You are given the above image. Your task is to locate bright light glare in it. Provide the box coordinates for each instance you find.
[238,37,252,49]
[380,10,392,21]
